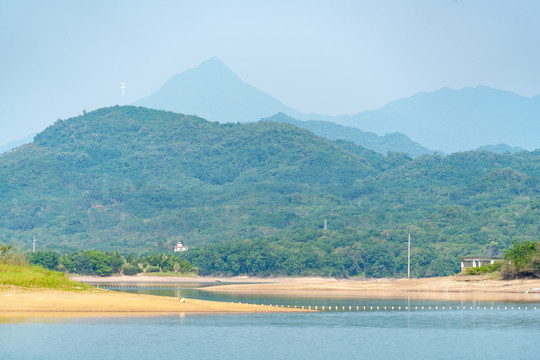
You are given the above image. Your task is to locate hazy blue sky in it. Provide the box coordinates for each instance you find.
[1,0,539,145]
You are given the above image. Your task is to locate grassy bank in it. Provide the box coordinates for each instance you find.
[0,263,91,291]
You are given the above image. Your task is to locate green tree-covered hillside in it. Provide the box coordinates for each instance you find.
[1,106,539,277]
[0,106,377,251]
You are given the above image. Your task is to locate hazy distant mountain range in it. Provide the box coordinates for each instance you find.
[5,58,537,155]
[326,86,540,153]
[134,58,539,154]
[263,113,436,158]
[134,58,440,157]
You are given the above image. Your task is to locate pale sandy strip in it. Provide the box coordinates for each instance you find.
[0,287,308,320]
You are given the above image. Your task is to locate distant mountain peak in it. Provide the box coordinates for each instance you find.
[199,56,227,68]
[193,57,235,76]
[133,58,298,123]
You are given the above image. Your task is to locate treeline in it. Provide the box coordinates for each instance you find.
[16,240,539,279]
[27,250,196,277]
[181,233,540,279]
[179,229,467,278]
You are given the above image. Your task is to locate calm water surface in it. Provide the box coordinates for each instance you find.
[1,287,539,360]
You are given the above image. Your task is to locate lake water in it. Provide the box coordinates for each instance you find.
[2,286,539,360]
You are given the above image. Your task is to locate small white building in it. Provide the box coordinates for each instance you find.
[174,241,189,252]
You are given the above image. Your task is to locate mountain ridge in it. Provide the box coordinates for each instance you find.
[322,85,540,153]
[263,113,437,157]
[133,58,539,154]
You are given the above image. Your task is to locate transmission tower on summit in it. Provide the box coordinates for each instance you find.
[120,82,126,105]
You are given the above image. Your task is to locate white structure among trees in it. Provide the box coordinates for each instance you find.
[174,241,189,252]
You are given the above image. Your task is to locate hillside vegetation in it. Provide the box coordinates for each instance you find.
[1,106,539,277]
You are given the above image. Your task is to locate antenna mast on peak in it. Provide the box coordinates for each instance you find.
[120,82,126,105]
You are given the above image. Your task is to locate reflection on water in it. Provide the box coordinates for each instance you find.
[106,286,539,311]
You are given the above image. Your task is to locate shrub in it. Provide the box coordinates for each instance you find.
[122,264,141,276]
[144,265,160,273]
[465,261,502,275]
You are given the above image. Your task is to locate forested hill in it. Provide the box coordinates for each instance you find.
[1,106,539,277]
[0,106,379,250]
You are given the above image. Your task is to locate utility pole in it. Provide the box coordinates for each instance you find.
[408,233,411,279]
[33,236,36,253]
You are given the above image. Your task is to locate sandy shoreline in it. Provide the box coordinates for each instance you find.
[3,275,538,320]
[73,275,540,302]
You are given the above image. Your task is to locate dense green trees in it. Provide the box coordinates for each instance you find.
[27,249,196,277]
[0,106,539,278]
[28,250,59,270]
[178,229,464,278]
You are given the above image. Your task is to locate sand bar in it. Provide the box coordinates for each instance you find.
[0,286,307,321]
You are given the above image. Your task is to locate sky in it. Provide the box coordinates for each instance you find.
[1,0,539,145]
